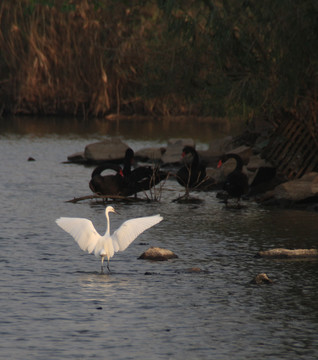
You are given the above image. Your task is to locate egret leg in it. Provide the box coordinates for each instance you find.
[107,258,111,273]
[100,257,105,274]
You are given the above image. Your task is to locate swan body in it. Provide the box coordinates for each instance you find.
[217,153,249,205]
[177,146,207,189]
[122,148,167,196]
[89,148,167,196]
[89,163,124,195]
[56,206,163,272]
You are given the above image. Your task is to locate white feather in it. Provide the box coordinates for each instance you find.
[55,217,100,254]
[55,206,163,272]
[112,215,163,252]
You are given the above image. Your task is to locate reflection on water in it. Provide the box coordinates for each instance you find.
[0,115,244,142]
[0,121,318,360]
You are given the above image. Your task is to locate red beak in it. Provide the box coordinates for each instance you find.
[217,160,223,168]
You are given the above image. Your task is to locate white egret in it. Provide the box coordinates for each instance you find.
[56,206,163,273]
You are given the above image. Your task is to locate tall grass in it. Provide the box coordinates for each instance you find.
[0,0,317,135]
[0,1,158,116]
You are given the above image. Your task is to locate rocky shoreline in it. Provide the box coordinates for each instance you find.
[65,131,318,211]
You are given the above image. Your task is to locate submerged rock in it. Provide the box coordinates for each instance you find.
[138,247,178,261]
[256,248,318,259]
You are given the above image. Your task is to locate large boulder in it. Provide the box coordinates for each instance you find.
[161,138,195,165]
[274,172,318,201]
[247,154,277,193]
[135,147,166,162]
[84,138,128,163]
[199,136,233,167]
[226,145,253,164]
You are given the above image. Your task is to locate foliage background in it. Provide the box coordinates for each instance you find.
[0,0,317,131]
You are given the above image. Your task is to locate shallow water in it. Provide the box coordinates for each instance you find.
[1,118,318,359]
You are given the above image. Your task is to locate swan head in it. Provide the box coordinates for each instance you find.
[182,145,196,158]
[125,148,134,162]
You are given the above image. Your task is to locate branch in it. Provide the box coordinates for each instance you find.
[65,194,146,203]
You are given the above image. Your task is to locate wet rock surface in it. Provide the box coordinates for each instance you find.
[256,248,318,259]
[138,247,178,261]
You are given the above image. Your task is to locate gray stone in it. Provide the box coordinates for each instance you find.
[84,138,128,162]
[161,138,195,164]
[274,172,318,201]
[135,147,166,162]
[247,155,271,171]
[207,136,233,156]
[226,145,253,164]
[67,151,86,163]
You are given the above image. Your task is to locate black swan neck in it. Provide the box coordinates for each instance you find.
[123,148,134,176]
[91,163,122,178]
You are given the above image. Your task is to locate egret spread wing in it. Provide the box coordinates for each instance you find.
[112,214,163,252]
[56,217,101,253]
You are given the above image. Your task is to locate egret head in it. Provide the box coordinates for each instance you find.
[105,206,119,215]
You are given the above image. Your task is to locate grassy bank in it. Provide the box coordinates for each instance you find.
[0,0,317,134]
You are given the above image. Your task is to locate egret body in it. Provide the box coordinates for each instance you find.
[56,206,163,273]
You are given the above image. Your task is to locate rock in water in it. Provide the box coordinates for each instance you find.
[84,138,128,163]
[138,247,178,261]
[251,273,273,285]
[256,248,318,258]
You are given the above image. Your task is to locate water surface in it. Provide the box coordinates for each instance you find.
[1,118,318,360]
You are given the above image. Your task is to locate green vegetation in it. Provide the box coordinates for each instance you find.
[0,0,317,131]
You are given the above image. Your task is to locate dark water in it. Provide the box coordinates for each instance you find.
[1,118,318,360]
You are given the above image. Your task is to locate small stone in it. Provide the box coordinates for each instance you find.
[67,151,86,163]
[251,273,273,285]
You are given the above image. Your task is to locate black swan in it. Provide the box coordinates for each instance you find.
[121,148,167,196]
[217,153,249,205]
[89,148,167,197]
[89,163,124,195]
[176,146,207,189]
